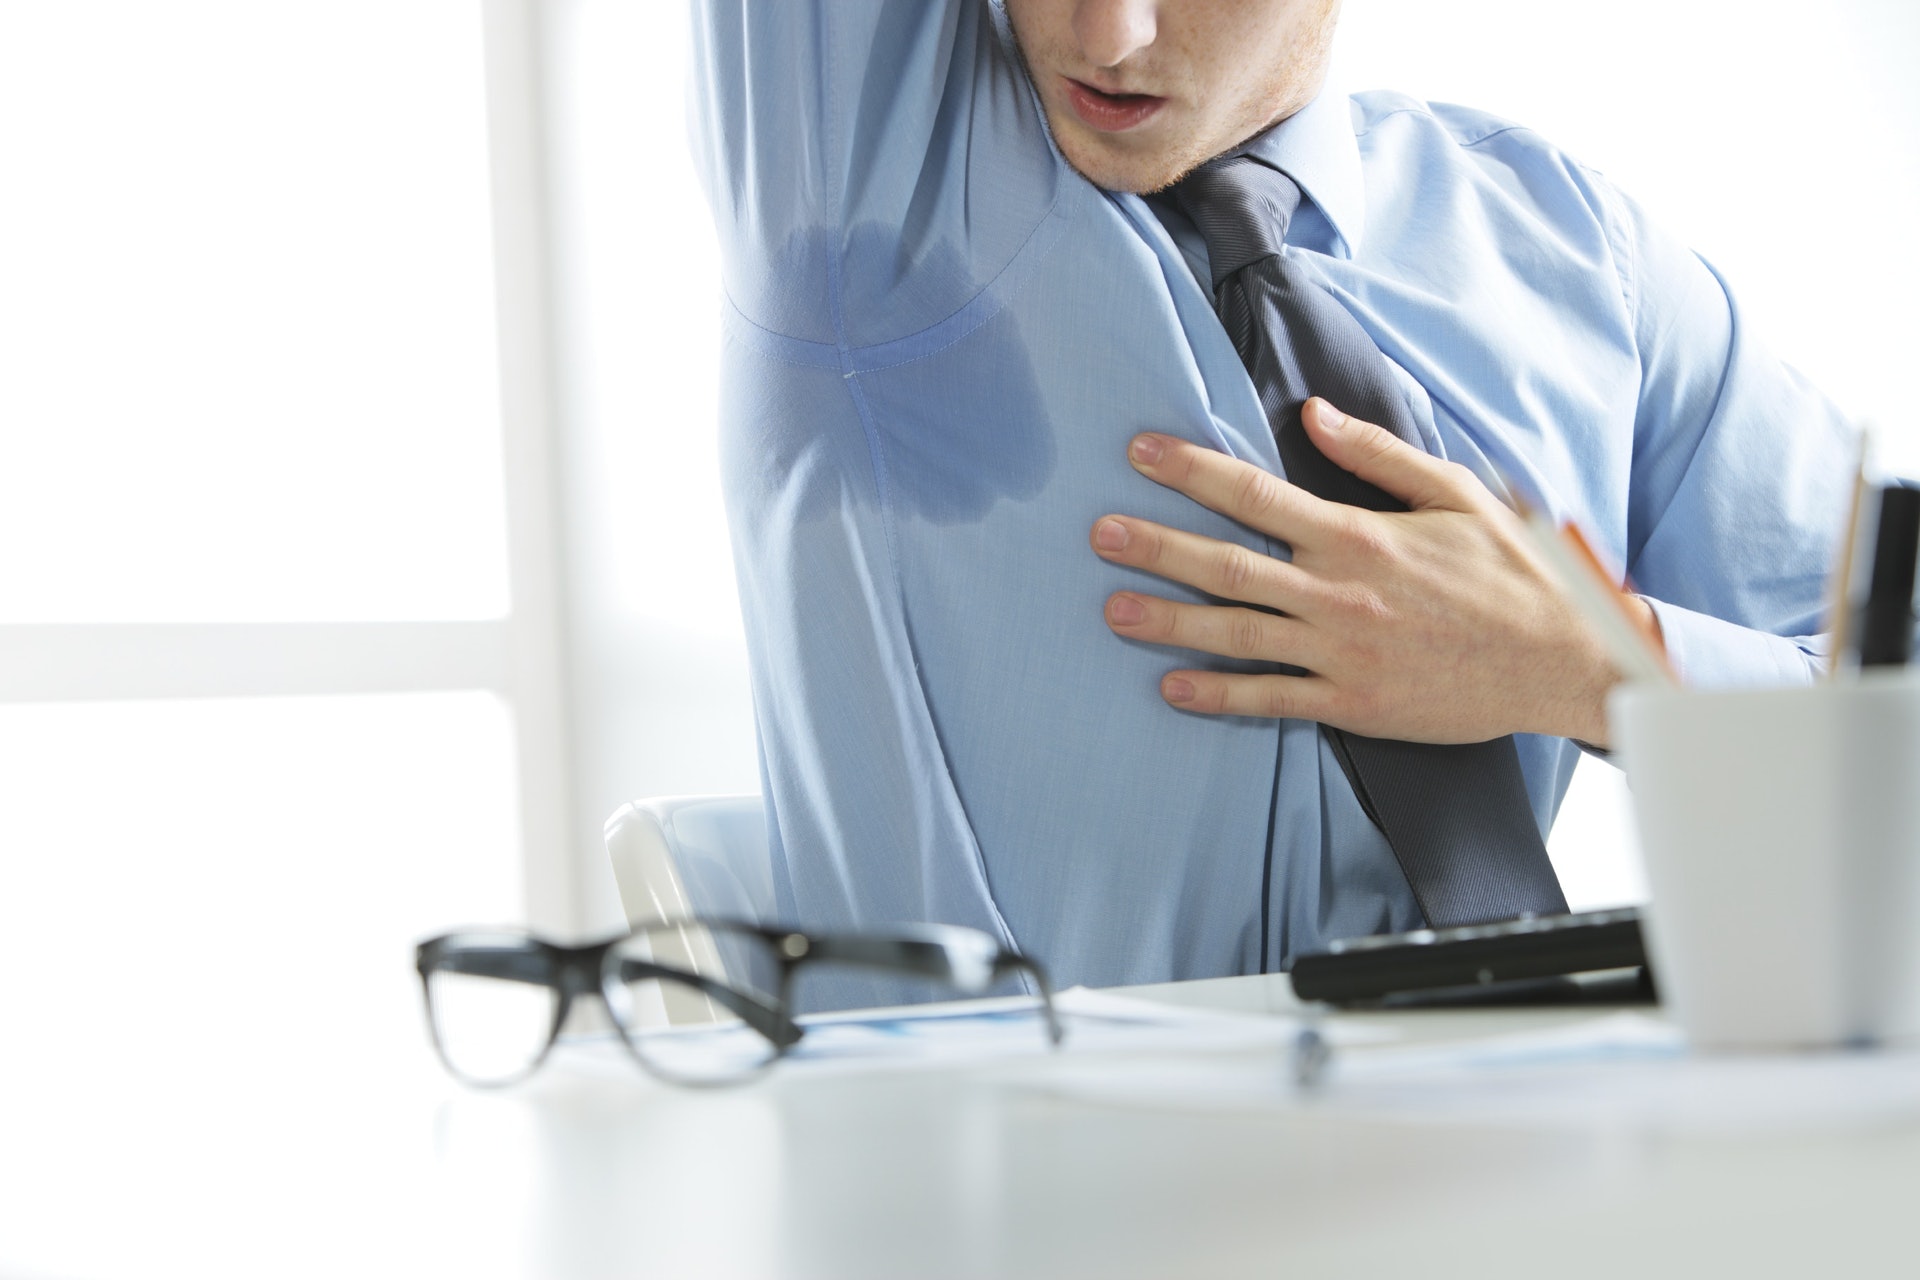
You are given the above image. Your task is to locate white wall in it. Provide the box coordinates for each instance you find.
[533,0,758,935]
[1338,0,1920,475]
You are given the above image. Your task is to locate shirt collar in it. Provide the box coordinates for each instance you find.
[1236,79,1365,259]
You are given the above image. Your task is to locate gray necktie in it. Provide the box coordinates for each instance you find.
[1170,154,1568,928]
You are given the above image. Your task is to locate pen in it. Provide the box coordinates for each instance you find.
[1858,485,1920,669]
[1518,508,1679,687]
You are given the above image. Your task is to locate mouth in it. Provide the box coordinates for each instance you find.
[1061,77,1168,133]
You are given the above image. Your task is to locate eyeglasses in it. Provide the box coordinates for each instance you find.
[415,918,1062,1087]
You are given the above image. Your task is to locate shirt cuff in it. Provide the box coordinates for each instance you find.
[1642,597,1823,689]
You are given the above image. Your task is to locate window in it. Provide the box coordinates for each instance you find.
[2,2,547,998]
[0,1,759,981]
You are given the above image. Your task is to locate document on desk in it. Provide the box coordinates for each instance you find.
[780,988,1387,1071]
[562,989,1374,1080]
[1040,1012,1920,1137]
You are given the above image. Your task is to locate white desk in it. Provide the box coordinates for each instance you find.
[6,971,1916,1279]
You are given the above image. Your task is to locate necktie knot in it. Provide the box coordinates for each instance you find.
[1169,155,1303,291]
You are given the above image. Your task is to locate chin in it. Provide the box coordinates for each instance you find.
[1054,131,1188,194]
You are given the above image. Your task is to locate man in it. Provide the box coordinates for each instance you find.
[688,0,1849,989]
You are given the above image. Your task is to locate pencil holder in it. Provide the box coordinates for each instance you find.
[1611,671,1920,1050]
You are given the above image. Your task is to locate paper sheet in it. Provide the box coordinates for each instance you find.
[555,987,1373,1080]
[1040,1011,1920,1136]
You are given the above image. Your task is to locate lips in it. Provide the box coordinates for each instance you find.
[1063,78,1167,133]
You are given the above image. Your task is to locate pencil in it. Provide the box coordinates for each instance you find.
[1520,509,1679,687]
[1823,429,1873,681]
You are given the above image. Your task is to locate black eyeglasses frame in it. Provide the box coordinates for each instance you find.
[414,918,1062,1088]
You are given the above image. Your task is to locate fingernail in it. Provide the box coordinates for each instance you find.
[1094,519,1129,552]
[1162,676,1195,703]
[1129,434,1164,467]
[1108,594,1145,625]
[1311,399,1346,432]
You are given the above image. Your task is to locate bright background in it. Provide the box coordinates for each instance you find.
[0,0,1915,1150]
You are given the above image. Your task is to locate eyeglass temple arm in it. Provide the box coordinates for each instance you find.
[611,957,803,1048]
[996,955,1065,1046]
[800,937,1065,1047]
[800,935,950,974]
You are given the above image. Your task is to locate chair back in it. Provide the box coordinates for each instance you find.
[604,793,773,924]
[602,794,772,1024]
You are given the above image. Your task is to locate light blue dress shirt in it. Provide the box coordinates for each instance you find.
[689,1,1854,988]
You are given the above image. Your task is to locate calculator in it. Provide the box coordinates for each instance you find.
[1287,907,1654,1007]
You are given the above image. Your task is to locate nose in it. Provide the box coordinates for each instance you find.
[1071,0,1157,71]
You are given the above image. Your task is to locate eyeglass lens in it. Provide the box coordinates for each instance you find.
[601,923,792,1084]
[424,936,561,1087]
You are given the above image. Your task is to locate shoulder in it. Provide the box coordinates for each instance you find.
[1346,90,1633,290]
[1347,91,1633,227]
[1351,93,1530,147]
[1351,91,1612,197]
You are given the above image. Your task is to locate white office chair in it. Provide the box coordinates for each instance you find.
[602,794,772,1023]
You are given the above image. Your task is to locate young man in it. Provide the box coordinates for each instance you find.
[688,1,1849,989]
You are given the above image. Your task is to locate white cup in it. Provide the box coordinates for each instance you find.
[1611,672,1920,1050]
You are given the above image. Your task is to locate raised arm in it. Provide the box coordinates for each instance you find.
[684,1,1070,964]
[687,0,1058,346]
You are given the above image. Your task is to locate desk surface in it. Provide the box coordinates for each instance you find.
[6,970,1917,1280]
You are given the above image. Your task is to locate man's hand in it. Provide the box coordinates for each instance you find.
[1089,397,1662,747]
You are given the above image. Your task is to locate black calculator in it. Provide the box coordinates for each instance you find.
[1287,907,1654,1007]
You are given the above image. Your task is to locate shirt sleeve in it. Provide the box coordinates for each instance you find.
[686,0,1058,347]
[1604,178,1856,688]
[688,0,1064,958]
